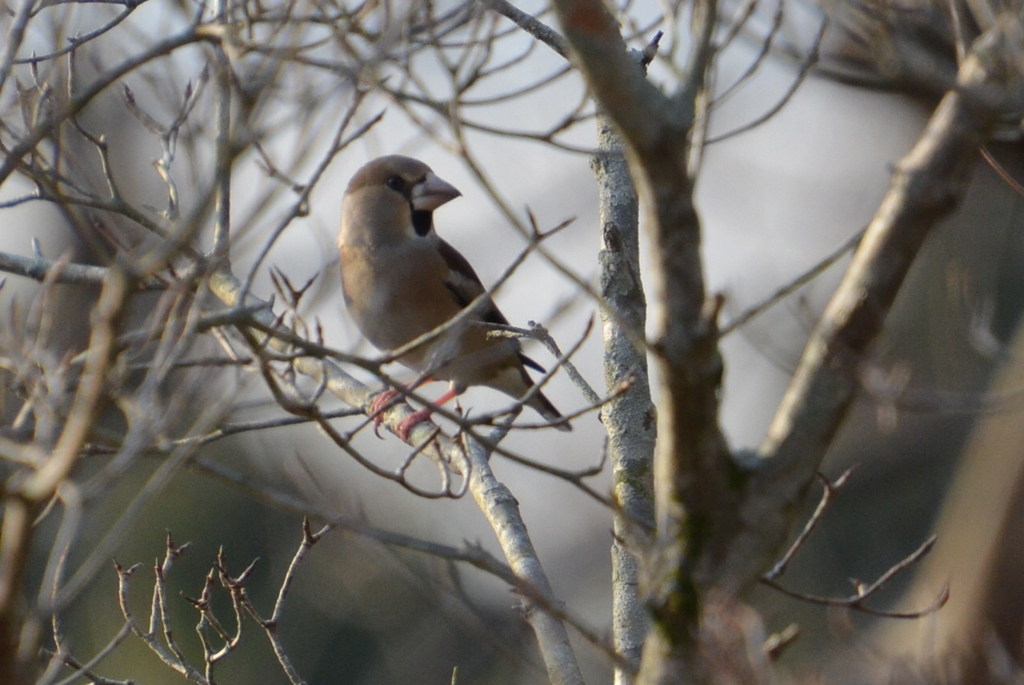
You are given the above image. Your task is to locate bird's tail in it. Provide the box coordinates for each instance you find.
[528,391,572,432]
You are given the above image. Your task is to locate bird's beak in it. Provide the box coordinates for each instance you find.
[411,172,462,211]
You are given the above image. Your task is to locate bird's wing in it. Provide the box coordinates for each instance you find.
[436,238,510,327]
[436,238,547,373]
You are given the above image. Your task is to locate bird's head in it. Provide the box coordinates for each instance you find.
[340,155,461,245]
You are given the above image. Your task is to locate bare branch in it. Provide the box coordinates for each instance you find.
[479,0,570,58]
[463,426,585,685]
[0,249,164,287]
[593,106,656,683]
[707,19,829,145]
[744,17,1024,597]
[721,227,864,337]
[762,536,950,619]
[763,469,854,580]
[0,28,206,186]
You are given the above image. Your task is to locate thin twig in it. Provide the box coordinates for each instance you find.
[706,18,828,145]
[721,227,864,337]
[764,468,854,580]
[761,536,949,619]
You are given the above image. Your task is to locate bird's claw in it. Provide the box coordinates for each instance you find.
[369,389,401,439]
[395,408,433,442]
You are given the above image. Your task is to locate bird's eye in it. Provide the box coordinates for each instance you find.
[386,175,405,191]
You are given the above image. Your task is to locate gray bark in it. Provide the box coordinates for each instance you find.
[593,114,656,684]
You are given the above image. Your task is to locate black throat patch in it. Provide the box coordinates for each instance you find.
[411,210,433,237]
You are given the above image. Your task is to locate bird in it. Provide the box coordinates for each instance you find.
[337,155,572,440]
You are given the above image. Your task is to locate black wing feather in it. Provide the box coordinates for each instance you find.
[519,354,545,373]
[437,239,510,326]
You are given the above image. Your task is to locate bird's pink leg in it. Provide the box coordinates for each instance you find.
[395,387,459,441]
[370,377,434,437]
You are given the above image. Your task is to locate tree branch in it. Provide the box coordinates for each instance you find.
[550,1,734,682]
[728,10,1024,623]
[463,427,585,685]
[593,109,656,684]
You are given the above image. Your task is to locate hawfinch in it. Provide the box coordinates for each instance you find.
[338,155,571,438]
